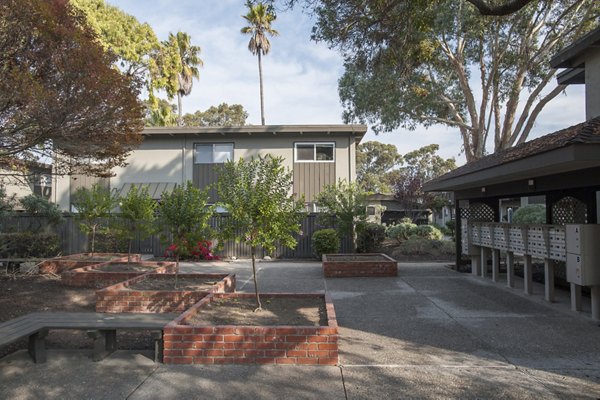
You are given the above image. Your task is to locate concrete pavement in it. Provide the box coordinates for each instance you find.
[1,261,600,399]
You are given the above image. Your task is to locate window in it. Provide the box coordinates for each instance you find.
[294,143,334,162]
[194,143,233,164]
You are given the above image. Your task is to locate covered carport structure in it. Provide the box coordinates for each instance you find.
[424,26,600,320]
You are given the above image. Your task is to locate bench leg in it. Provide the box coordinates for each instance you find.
[87,330,117,361]
[28,329,48,363]
[152,331,163,363]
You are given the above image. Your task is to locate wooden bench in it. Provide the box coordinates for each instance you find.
[0,312,177,363]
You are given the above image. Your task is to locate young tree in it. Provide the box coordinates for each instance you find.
[73,184,118,256]
[392,145,456,218]
[316,180,368,253]
[0,0,143,177]
[356,141,403,193]
[241,1,279,125]
[306,0,600,161]
[217,155,304,311]
[157,182,214,287]
[116,186,157,263]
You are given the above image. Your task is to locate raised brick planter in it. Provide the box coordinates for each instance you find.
[96,273,236,313]
[39,253,141,274]
[61,261,176,288]
[163,292,338,365]
[323,253,398,278]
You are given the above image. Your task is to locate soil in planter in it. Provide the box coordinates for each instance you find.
[95,263,160,273]
[185,296,327,326]
[128,277,217,291]
[327,254,391,262]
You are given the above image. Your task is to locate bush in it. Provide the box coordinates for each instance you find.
[386,218,417,243]
[391,237,455,260]
[164,240,220,261]
[312,229,340,259]
[512,204,546,224]
[95,230,128,253]
[357,223,386,253]
[414,224,444,240]
[20,194,63,231]
[0,232,60,258]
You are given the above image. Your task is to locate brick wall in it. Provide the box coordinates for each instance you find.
[95,273,236,314]
[323,254,398,278]
[61,261,176,288]
[163,293,338,365]
[39,253,141,274]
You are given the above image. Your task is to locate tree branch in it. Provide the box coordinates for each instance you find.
[466,0,535,16]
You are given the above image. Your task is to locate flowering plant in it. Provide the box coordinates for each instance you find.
[164,240,219,261]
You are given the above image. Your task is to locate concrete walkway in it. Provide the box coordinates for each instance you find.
[1,261,600,399]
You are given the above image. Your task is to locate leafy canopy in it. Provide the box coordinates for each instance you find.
[73,184,118,255]
[316,180,368,252]
[116,185,157,262]
[304,0,600,161]
[217,155,305,309]
[0,0,143,176]
[356,141,402,193]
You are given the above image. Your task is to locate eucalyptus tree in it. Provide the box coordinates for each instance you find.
[241,1,279,125]
[304,0,600,161]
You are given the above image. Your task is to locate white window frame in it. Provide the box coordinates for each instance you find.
[294,142,335,163]
[194,143,234,164]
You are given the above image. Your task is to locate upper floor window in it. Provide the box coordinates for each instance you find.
[194,143,233,164]
[294,142,334,162]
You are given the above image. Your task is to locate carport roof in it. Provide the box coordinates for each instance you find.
[423,116,600,192]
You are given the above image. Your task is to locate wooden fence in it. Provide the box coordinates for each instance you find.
[1,214,352,259]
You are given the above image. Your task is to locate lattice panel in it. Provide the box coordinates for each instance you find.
[461,203,495,222]
[552,196,587,224]
[465,222,566,261]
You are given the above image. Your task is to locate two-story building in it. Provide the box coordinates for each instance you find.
[52,124,367,211]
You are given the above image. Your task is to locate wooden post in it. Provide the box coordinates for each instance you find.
[491,249,500,282]
[592,287,600,321]
[524,255,533,295]
[544,259,555,302]
[481,247,490,278]
[28,329,48,363]
[471,254,481,276]
[570,283,582,311]
[506,252,515,288]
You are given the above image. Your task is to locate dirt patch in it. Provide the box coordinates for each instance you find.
[128,276,217,291]
[0,274,155,360]
[94,263,159,273]
[185,296,327,326]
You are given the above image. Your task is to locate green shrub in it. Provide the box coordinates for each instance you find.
[357,223,386,253]
[512,204,546,224]
[312,229,340,259]
[391,237,455,259]
[0,232,60,258]
[95,229,129,253]
[414,224,444,240]
[386,218,417,243]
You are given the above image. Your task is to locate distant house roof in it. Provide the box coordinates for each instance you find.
[424,116,600,192]
[142,124,368,142]
[550,27,600,85]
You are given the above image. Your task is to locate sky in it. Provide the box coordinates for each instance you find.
[112,0,587,166]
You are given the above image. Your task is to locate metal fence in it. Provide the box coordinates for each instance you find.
[1,214,351,259]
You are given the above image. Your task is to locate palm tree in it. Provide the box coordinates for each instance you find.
[169,32,203,126]
[241,2,278,125]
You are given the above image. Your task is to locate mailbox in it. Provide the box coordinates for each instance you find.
[566,224,600,286]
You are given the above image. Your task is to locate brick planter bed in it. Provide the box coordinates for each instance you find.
[96,273,236,314]
[163,292,338,365]
[39,253,141,274]
[323,253,398,278]
[61,261,177,288]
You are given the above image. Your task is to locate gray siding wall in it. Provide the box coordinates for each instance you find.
[293,163,335,202]
[193,164,222,202]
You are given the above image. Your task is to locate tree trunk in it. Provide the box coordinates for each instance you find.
[351,224,357,253]
[90,227,96,257]
[257,51,265,125]
[177,92,183,126]
[175,253,179,289]
[128,239,132,264]
[251,247,262,311]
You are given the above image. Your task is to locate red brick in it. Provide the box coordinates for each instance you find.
[286,335,307,342]
[296,357,318,365]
